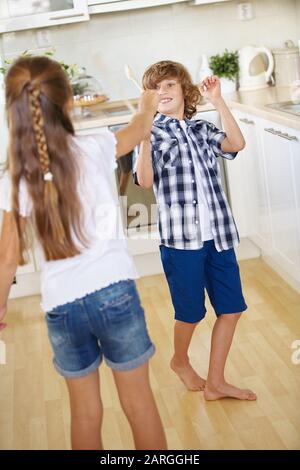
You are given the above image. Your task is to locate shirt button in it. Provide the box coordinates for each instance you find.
[192,179,195,183]
[195,220,199,224]
[189,160,192,164]
[193,200,197,204]
[184,142,188,146]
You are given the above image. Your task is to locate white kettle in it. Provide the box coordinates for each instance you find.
[238,45,274,91]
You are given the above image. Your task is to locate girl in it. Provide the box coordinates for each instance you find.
[0,55,167,450]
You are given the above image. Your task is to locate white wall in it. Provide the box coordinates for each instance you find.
[296,0,300,33]
[0,0,299,101]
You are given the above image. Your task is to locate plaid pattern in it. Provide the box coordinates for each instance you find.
[134,113,240,251]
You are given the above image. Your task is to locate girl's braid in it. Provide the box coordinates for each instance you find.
[28,85,52,180]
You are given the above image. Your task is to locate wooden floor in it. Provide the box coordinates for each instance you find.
[0,257,300,450]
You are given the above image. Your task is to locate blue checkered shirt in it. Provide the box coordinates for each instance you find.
[134,113,240,251]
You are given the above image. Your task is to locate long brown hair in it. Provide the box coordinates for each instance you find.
[5,55,87,262]
[142,60,201,119]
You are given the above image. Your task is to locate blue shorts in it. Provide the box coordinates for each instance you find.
[160,241,247,323]
[45,280,155,378]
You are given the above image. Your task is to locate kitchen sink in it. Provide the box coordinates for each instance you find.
[266,101,300,117]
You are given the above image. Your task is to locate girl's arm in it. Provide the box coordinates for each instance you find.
[0,211,23,330]
[136,138,153,189]
[199,76,245,152]
[115,90,158,158]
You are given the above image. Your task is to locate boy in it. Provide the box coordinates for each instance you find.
[135,60,256,401]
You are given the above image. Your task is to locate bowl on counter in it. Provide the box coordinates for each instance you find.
[71,68,108,117]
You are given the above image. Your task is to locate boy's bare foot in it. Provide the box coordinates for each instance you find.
[204,382,257,401]
[170,357,206,391]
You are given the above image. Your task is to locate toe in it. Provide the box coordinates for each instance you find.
[247,390,257,400]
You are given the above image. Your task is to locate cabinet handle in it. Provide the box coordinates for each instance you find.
[49,13,86,20]
[239,118,255,125]
[264,128,298,141]
[264,127,276,135]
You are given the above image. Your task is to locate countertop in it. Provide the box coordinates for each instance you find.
[72,85,300,132]
[225,86,300,132]
[1,86,299,173]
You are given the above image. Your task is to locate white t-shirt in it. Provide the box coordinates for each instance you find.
[181,121,213,242]
[0,129,139,312]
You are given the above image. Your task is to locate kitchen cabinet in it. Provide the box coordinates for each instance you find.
[260,119,300,283]
[226,109,272,251]
[88,0,231,13]
[0,0,89,33]
[226,108,300,291]
[0,0,232,32]
[190,0,231,5]
[224,109,249,238]
[88,0,187,14]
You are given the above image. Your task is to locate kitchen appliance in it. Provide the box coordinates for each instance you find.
[109,121,157,230]
[238,45,274,91]
[272,40,300,87]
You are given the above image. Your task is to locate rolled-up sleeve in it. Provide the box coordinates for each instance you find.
[206,122,238,160]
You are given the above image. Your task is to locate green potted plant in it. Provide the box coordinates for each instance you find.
[209,49,239,93]
[0,50,84,95]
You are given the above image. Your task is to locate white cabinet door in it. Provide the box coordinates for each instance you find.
[241,114,272,252]
[225,110,272,251]
[261,120,300,279]
[291,133,300,252]
[218,108,300,289]
[0,0,89,33]
[191,0,231,4]
[225,110,256,238]
[225,109,249,237]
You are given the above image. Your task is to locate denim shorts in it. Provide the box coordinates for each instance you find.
[160,240,247,323]
[45,280,155,378]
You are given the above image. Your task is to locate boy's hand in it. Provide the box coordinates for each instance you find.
[138,90,159,116]
[0,305,7,331]
[199,75,222,105]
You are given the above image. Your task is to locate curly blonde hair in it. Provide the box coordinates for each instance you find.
[142,60,201,119]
